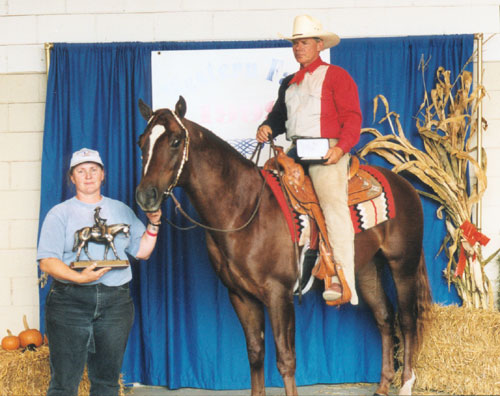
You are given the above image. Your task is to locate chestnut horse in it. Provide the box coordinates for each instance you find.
[135,97,432,396]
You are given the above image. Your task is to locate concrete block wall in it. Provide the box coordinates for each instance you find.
[481,58,500,292]
[0,71,44,335]
[0,0,499,335]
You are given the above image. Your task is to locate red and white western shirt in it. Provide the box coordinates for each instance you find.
[262,57,362,154]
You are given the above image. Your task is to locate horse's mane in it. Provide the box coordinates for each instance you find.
[184,118,258,170]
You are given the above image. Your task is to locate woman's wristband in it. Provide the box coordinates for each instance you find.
[146,219,160,237]
[146,229,158,237]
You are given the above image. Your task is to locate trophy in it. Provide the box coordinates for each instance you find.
[70,207,130,269]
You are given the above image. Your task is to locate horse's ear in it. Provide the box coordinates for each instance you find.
[175,96,186,119]
[138,99,153,121]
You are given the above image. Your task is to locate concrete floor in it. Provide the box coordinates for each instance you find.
[125,383,381,396]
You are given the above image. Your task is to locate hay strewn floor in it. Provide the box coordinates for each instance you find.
[2,305,498,395]
[396,304,500,395]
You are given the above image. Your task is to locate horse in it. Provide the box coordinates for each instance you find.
[135,96,432,396]
[72,223,130,261]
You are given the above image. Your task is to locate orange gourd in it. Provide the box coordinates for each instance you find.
[1,329,20,350]
[18,315,43,348]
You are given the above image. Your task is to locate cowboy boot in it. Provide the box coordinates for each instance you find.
[322,275,342,301]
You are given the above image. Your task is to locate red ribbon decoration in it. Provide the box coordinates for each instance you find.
[454,220,490,277]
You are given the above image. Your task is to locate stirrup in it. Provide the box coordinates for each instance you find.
[323,267,352,307]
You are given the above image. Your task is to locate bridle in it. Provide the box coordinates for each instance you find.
[162,109,190,197]
[149,110,266,233]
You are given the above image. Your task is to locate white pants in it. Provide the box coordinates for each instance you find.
[308,147,358,305]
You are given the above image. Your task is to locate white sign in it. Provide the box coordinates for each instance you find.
[152,47,305,159]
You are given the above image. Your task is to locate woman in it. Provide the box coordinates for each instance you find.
[37,148,162,396]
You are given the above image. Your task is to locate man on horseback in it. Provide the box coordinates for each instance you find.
[256,15,362,305]
[93,206,107,237]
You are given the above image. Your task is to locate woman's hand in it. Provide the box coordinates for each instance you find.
[39,257,110,284]
[78,263,111,283]
[145,209,162,225]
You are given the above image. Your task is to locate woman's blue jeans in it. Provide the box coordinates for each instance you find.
[45,281,134,396]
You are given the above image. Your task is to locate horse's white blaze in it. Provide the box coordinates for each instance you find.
[144,124,166,174]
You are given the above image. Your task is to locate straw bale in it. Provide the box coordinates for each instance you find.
[394,304,500,395]
[0,345,125,396]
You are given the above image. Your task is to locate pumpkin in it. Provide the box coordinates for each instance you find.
[18,315,43,348]
[1,329,20,350]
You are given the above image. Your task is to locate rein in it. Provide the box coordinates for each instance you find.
[169,177,266,233]
[158,130,304,299]
[160,115,267,233]
[266,140,304,300]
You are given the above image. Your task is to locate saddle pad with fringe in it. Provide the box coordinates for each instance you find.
[350,165,396,233]
[261,170,306,242]
[262,165,396,241]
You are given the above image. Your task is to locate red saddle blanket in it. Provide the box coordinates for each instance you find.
[350,165,396,233]
[261,165,396,241]
[261,170,304,242]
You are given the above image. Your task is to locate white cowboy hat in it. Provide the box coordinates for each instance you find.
[279,15,340,50]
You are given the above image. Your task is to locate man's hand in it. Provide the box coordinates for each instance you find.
[323,146,344,165]
[256,125,273,143]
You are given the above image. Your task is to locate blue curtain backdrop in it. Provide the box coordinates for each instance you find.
[39,35,473,389]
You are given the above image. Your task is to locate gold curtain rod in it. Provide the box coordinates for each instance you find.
[44,42,53,75]
[474,33,484,231]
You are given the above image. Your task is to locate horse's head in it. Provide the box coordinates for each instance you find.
[107,223,130,238]
[122,224,130,237]
[135,96,189,212]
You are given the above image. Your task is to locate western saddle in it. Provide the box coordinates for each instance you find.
[263,147,382,306]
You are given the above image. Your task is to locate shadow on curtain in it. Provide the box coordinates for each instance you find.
[39,35,472,389]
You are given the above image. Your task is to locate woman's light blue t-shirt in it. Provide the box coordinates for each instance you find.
[37,196,146,286]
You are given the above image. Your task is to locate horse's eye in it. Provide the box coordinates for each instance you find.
[171,138,181,148]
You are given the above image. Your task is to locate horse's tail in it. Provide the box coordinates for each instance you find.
[414,249,432,353]
[72,230,80,252]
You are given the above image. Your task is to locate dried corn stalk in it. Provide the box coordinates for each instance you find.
[358,66,498,309]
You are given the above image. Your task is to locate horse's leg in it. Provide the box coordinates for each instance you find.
[228,292,266,396]
[109,240,120,260]
[356,254,396,396]
[84,243,93,261]
[266,288,297,396]
[387,252,424,395]
[75,243,82,261]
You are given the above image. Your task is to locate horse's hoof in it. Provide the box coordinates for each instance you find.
[373,393,387,396]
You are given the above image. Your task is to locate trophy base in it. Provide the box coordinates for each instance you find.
[70,260,130,270]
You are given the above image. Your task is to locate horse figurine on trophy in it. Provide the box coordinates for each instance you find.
[71,207,131,269]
